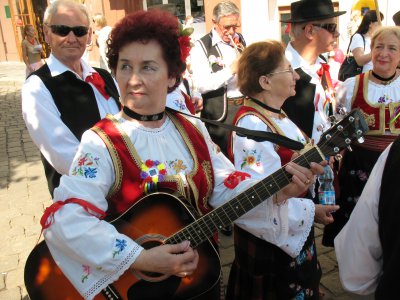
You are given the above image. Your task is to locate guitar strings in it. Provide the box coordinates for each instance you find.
[168,116,360,246]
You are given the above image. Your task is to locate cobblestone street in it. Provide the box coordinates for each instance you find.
[0,61,366,300]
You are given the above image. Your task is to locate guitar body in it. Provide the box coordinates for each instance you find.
[25,192,221,300]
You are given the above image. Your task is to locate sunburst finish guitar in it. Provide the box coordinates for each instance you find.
[24,109,368,300]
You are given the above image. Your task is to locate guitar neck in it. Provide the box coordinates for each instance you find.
[165,146,324,248]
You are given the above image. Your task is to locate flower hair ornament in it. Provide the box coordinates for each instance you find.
[178,23,194,63]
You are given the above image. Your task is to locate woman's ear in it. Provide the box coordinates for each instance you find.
[259,75,272,91]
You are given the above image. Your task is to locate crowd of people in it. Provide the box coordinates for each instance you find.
[21,0,400,299]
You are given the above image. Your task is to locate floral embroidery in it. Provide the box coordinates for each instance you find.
[72,153,100,178]
[208,55,224,68]
[378,94,390,103]
[112,238,128,258]
[299,219,304,227]
[140,159,167,193]
[173,99,187,111]
[294,243,315,266]
[81,264,90,283]
[240,149,262,169]
[224,171,251,189]
[168,159,187,174]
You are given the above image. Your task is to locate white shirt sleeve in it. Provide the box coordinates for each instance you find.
[189,41,234,94]
[22,74,81,175]
[336,76,357,113]
[44,130,143,299]
[334,145,390,295]
[349,33,365,53]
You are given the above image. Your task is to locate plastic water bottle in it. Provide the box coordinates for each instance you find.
[318,159,335,205]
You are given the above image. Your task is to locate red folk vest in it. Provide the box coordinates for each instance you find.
[352,72,400,135]
[92,112,215,218]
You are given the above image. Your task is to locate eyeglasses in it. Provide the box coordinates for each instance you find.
[312,23,337,34]
[46,24,89,37]
[267,66,295,76]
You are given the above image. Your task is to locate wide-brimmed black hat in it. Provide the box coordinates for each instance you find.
[281,0,346,23]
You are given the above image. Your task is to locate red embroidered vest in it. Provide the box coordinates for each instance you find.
[352,72,400,135]
[227,101,300,166]
[92,112,215,218]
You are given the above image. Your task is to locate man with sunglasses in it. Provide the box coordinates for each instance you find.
[281,0,345,144]
[190,1,246,236]
[22,0,120,196]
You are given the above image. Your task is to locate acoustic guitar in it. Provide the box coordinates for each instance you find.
[24,109,368,300]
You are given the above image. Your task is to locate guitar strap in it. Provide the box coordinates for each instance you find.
[166,107,305,151]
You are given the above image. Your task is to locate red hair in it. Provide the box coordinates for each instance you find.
[107,10,186,92]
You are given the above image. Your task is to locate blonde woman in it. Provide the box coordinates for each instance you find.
[21,25,44,77]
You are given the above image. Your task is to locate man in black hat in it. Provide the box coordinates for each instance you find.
[281,0,346,143]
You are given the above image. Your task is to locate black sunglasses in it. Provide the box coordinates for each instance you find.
[47,24,89,37]
[312,23,337,34]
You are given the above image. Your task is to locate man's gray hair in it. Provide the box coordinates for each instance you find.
[212,1,240,23]
[44,0,90,25]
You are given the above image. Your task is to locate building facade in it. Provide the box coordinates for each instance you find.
[0,0,399,62]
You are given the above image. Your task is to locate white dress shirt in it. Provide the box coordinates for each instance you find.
[21,54,120,176]
[190,29,242,98]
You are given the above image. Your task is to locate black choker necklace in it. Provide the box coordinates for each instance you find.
[249,97,282,115]
[371,71,397,84]
[123,106,165,121]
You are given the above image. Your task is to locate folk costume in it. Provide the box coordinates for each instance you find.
[42,111,291,299]
[226,99,321,300]
[335,138,400,298]
[22,54,121,196]
[190,29,246,155]
[323,71,400,246]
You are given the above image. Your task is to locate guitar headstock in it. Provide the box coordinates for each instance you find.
[318,109,369,157]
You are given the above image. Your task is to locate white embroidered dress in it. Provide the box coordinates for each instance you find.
[44,113,289,299]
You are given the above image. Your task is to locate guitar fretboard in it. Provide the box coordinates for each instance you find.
[165,146,324,248]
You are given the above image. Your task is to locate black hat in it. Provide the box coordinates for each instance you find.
[393,11,400,26]
[281,0,346,23]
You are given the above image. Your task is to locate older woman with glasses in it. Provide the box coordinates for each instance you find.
[226,40,339,300]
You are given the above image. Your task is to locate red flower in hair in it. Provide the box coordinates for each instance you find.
[178,24,194,63]
[178,35,192,63]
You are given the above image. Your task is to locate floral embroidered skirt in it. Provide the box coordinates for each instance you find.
[226,225,321,300]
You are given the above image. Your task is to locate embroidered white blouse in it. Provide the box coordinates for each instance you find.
[45,113,288,299]
[232,112,315,258]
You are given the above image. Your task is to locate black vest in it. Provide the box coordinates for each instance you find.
[282,56,329,139]
[377,137,400,299]
[197,31,246,121]
[31,64,120,196]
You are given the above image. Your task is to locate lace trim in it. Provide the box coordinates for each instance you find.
[83,244,142,299]
[291,201,315,257]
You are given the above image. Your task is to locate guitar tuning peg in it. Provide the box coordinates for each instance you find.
[337,106,347,115]
[347,145,353,152]
[329,115,337,124]
[357,136,365,144]
[317,124,325,132]
[335,154,343,161]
